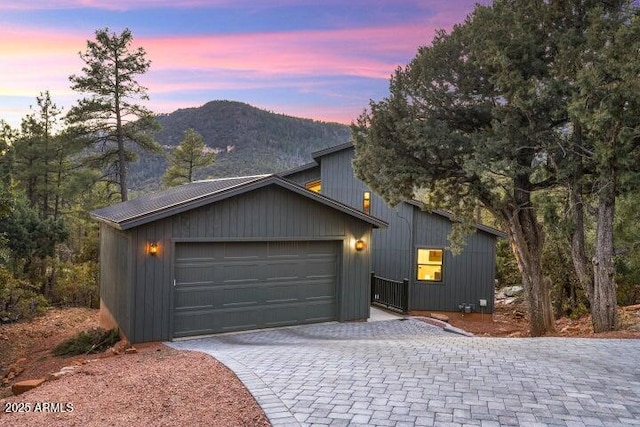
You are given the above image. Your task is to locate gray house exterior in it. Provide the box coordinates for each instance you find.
[91,175,386,343]
[281,143,504,317]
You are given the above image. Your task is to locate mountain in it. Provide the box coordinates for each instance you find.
[128,100,351,192]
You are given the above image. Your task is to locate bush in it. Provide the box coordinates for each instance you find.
[0,266,48,322]
[52,327,120,357]
[495,239,522,289]
[51,261,99,308]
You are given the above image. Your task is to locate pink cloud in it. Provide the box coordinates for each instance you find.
[1,21,440,127]
[142,23,436,81]
[0,26,83,99]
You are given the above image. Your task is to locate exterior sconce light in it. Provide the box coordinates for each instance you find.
[149,243,158,256]
[355,239,366,251]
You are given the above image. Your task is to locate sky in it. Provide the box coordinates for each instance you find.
[0,0,486,128]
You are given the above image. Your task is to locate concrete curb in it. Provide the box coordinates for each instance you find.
[413,316,474,337]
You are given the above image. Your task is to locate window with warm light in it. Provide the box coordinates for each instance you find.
[417,248,443,282]
[305,179,321,193]
[363,191,371,214]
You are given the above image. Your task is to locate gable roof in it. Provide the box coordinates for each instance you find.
[284,142,506,238]
[311,142,353,160]
[91,174,388,231]
[405,200,507,238]
[278,161,319,178]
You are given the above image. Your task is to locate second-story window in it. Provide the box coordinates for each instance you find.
[363,191,371,214]
[306,179,321,193]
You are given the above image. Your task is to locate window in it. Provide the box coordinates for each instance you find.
[417,248,443,282]
[363,191,371,214]
[305,179,321,193]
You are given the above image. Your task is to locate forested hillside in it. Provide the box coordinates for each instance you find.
[129,101,351,191]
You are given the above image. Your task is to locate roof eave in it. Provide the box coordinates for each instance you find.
[275,178,388,229]
[278,161,319,177]
[311,142,353,160]
[406,200,507,238]
[96,175,388,230]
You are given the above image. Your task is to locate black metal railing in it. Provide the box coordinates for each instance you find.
[370,272,409,313]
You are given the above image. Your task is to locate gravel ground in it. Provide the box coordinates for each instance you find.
[0,343,269,427]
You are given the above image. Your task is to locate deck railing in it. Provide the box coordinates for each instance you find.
[370,272,409,313]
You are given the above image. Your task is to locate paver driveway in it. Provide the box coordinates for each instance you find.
[168,319,640,426]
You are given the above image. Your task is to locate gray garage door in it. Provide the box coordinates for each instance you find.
[173,240,338,338]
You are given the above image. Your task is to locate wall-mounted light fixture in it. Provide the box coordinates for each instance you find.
[149,243,158,256]
[355,239,366,251]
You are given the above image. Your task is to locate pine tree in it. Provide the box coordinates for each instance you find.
[68,27,159,201]
[163,128,215,187]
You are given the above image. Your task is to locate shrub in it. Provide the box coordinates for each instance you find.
[52,327,120,356]
[0,266,48,322]
[51,261,99,308]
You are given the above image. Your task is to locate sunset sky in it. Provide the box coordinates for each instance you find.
[0,1,485,128]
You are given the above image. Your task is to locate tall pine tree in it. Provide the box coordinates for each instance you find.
[68,27,159,201]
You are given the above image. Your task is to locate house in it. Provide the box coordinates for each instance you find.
[280,143,505,319]
[91,174,386,343]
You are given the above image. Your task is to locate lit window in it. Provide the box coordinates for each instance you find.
[363,191,371,214]
[306,179,321,193]
[417,248,443,282]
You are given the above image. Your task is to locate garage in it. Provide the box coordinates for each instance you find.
[173,240,338,336]
[91,175,386,343]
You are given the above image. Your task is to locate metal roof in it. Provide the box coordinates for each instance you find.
[278,161,319,177]
[311,142,353,159]
[91,175,268,225]
[91,174,388,230]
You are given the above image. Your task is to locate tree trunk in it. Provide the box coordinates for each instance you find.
[117,133,127,202]
[504,206,555,336]
[570,186,594,295]
[569,122,594,301]
[592,180,618,332]
[115,55,127,202]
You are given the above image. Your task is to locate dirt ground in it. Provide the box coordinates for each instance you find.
[448,301,640,338]
[0,307,100,391]
[0,308,269,426]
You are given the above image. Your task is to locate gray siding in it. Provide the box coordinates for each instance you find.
[371,203,413,282]
[282,165,321,186]
[126,185,371,342]
[320,149,412,281]
[99,224,133,338]
[410,206,496,313]
[318,146,497,314]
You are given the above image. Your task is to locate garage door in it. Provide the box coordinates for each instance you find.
[173,241,338,337]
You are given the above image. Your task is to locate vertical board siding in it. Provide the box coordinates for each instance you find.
[282,166,321,186]
[339,221,372,321]
[317,146,498,314]
[410,206,497,313]
[320,149,412,281]
[99,224,132,338]
[125,184,371,342]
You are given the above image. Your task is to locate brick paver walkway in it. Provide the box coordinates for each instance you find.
[169,319,640,426]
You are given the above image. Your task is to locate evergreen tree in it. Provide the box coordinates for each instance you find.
[0,120,15,187]
[68,27,159,202]
[12,92,62,217]
[566,4,640,331]
[351,0,640,335]
[163,128,215,187]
